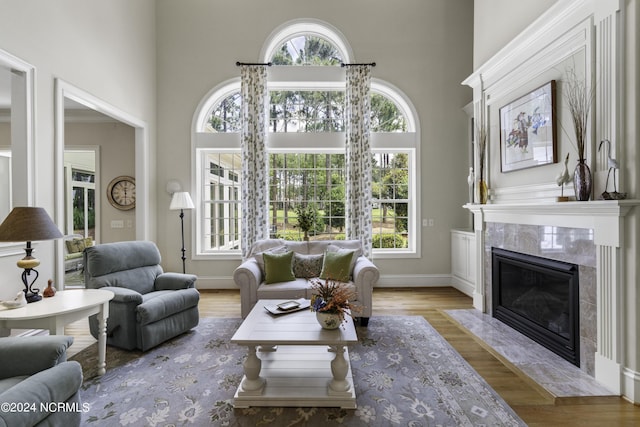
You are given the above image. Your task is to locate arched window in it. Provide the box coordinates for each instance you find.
[193,21,420,258]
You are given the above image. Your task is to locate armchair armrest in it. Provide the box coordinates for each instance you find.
[352,256,379,318]
[233,258,262,318]
[155,272,197,291]
[102,286,144,305]
[0,361,82,427]
[353,256,379,284]
[0,336,74,379]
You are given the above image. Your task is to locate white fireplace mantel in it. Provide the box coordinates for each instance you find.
[465,200,638,247]
[464,199,640,400]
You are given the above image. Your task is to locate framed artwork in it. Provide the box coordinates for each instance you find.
[499,80,557,172]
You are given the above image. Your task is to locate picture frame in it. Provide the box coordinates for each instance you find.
[499,80,557,172]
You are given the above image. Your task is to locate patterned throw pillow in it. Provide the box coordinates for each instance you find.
[292,253,324,278]
[319,250,354,282]
[263,251,296,284]
[65,238,86,254]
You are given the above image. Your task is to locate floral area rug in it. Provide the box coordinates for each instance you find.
[72,316,526,426]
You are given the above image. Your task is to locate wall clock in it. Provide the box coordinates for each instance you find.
[106,175,136,210]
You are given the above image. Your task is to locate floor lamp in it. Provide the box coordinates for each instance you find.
[170,192,194,274]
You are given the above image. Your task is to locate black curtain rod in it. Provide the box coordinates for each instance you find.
[341,62,376,67]
[236,61,272,66]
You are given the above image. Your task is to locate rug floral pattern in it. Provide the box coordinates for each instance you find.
[74,316,526,426]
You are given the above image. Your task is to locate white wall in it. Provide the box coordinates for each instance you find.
[155,0,474,286]
[65,122,136,243]
[473,0,558,68]
[0,0,156,299]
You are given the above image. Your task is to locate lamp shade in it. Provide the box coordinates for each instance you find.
[0,207,63,242]
[170,192,194,210]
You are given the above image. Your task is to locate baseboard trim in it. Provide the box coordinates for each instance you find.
[450,277,475,297]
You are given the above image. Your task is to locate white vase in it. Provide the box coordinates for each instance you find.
[316,311,341,329]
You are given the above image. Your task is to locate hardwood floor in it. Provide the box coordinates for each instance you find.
[65,287,640,426]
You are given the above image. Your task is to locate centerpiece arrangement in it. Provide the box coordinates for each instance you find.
[309,278,359,329]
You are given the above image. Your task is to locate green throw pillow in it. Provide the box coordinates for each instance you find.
[263,250,295,284]
[319,250,354,282]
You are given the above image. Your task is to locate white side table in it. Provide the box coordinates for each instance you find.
[0,289,114,376]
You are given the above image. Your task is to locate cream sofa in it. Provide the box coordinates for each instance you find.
[233,239,379,325]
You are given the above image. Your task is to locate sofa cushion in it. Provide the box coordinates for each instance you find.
[249,239,285,257]
[137,289,200,325]
[263,251,295,284]
[257,278,310,300]
[293,253,323,278]
[284,240,309,254]
[319,250,354,282]
[84,241,162,277]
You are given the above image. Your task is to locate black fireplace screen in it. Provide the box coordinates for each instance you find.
[492,248,580,366]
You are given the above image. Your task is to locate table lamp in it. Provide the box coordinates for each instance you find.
[0,207,63,303]
[169,192,194,274]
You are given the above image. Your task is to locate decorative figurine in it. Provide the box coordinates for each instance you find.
[1,291,27,309]
[43,279,56,297]
[598,139,626,200]
[555,153,572,201]
[467,167,474,204]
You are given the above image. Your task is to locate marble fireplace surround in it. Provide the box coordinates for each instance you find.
[465,200,638,399]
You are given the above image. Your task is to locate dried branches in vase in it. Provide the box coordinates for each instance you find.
[309,278,360,328]
[475,122,488,204]
[564,68,594,201]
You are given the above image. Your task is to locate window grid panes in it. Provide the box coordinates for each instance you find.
[269,153,346,241]
[269,91,345,132]
[202,152,241,252]
[71,169,95,239]
[205,92,407,134]
[371,153,410,249]
[196,30,415,255]
[272,35,343,66]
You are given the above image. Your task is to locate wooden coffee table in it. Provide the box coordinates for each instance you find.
[0,289,114,376]
[231,299,358,408]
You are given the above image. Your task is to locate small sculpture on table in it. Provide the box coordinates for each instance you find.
[467,167,474,204]
[555,153,572,202]
[43,279,56,298]
[598,139,626,200]
[1,291,27,309]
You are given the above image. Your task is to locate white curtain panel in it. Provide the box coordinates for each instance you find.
[345,65,373,258]
[240,65,269,258]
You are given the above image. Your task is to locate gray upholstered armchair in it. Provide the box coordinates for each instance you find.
[0,336,82,427]
[83,241,200,351]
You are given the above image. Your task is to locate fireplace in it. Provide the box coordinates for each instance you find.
[492,248,580,366]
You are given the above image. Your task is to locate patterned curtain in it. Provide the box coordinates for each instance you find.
[240,65,269,258]
[345,65,373,258]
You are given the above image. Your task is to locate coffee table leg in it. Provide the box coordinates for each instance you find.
[240,345,265,393]
[97,303,108,376]
[328,344,350,393]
